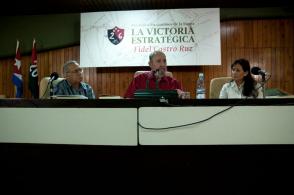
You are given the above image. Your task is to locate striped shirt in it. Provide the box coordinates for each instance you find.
[54,80,96,99]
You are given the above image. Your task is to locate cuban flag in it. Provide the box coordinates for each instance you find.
[12,40,23,98]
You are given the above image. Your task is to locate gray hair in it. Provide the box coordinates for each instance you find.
[63,60,79,75]
[149,50,165,62]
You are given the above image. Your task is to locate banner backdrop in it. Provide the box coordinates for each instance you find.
[80,8,221,67]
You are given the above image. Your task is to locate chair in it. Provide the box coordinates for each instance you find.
[39,77,65,98]
[209,76,232,99]
[134,70,173,78]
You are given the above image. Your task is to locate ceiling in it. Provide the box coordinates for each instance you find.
[3,0,293,16]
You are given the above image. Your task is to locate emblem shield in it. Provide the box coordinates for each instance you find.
[107,26,124,45]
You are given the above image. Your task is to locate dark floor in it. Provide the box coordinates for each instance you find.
[1,144,293,194]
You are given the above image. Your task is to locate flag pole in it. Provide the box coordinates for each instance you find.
[14,40,19,98]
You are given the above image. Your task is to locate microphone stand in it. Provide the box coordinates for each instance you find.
[260,74,266,99]
[49,80,54,99]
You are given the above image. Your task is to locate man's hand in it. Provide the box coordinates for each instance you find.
[177,89,190,99]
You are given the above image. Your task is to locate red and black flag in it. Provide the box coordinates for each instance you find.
[28,39,39,98]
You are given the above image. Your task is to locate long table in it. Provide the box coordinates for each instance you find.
[1,99,294,145]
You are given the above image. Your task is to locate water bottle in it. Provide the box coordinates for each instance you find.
[196,72,206,99]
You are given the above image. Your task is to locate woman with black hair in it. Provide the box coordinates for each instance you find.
[219,58,263,98]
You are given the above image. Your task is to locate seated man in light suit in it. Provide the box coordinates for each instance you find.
[54,60,96,99]
[124,50,184,98]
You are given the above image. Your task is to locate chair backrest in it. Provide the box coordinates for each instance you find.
[209,76,232,99]
[134,70,173,78]
[39,77,65,98]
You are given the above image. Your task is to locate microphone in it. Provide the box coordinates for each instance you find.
[251,66,266,76]
[153,69,160,77]
[48,72,59,98]
[48,72,59,83]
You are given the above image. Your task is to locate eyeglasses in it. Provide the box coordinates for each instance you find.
[67,68,83,74]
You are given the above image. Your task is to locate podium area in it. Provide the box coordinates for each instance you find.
[1,98,294,145]
[1,99,294,193]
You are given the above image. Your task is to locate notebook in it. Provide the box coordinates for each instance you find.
[50,95,88,99]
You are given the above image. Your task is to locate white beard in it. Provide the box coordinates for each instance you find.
[154,69,165,80]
